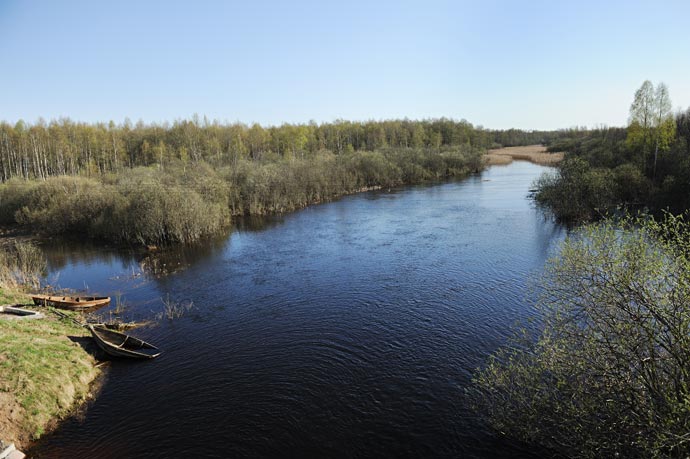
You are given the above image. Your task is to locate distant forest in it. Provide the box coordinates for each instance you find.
[0,117,556,181]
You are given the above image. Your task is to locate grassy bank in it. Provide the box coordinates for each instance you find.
[0,244,101,450]
[0,297,99,449]
[484,145,563,166]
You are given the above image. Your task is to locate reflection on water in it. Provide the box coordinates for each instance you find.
[32,161,564,458]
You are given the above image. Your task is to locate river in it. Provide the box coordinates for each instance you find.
[30,161,564,458]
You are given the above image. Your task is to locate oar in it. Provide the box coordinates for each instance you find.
[51,308,86,327]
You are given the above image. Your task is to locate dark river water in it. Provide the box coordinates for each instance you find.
[30,161,564,458]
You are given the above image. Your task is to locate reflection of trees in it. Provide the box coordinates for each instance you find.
[43,241,136,272]
[137,233,230,277]
[43,232,231,280]
[232,215,284,233]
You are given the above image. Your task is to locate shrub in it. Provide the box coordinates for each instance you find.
[0,178,40,224]
[535,157,616,222]
[472,215,690,458]
[116,167,230,244]
[0,147,482,244]
[0,241,46,289]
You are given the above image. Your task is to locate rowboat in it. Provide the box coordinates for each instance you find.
[32,294,111,310]
[87,324,161,359]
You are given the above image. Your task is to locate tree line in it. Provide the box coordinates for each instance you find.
[0,117,561,182]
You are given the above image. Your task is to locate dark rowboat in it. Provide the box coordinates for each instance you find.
[88,324,161,359]
[32,294,110,310]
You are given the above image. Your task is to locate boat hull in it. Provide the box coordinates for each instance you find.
[88,325,161,359]
[32,294,111,310]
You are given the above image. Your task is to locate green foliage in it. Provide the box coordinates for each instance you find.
[472,215,690,458]
[113,165,231,244]
[628,81,675,155]
[535,82,690,222]
[534,157,618,222]
[10,176,117,236]
[0,117,497,181]
[0,166,231,245]
[490,128,562,147]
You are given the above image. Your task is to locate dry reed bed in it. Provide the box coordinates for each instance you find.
[485,145,563,166]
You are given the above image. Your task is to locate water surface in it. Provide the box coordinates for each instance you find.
[31,161,564,458]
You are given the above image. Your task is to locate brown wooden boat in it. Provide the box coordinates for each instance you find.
[31,294,111,310]
[87,324,161,359]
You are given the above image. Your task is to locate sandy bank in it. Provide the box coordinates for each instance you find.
[485,145,563,166]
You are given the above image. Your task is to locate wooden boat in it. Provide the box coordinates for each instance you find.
[32,294,110,310]
[87,324,161,359]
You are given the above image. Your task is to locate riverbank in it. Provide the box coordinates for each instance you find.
[0,288,101,450]
[485,145,563,166]
[0,147,483,246]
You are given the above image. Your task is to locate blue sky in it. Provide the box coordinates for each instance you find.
[1,0,689,130]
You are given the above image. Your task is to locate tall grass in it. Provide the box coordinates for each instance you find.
[0,241,46,289]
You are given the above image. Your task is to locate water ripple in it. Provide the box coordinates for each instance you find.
[32,162,564,458]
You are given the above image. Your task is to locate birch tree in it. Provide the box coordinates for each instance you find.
[628,80,676,178]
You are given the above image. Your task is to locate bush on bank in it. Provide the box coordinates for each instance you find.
[0,147,482,245]
[472,214,690,458]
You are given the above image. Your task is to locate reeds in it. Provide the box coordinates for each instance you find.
[158,294,194,320]
[485,145,563,166]
[0,241,46,289]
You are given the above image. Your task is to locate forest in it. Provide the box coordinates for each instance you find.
[0,117,556,181]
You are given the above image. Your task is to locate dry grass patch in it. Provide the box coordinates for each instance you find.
[485,145,563,166]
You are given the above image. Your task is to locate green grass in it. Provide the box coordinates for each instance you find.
[0,286,29,305]
[0,294,98,441]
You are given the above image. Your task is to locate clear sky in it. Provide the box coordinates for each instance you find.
[1,0,689,130]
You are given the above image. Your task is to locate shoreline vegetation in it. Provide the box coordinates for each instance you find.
[534,82,690,223]
[0,244,101,451]
[472,214,690,458]
[0,147,484,245]
[475,82,690,458]
[484,145,563,166]
[0,117,562,246]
